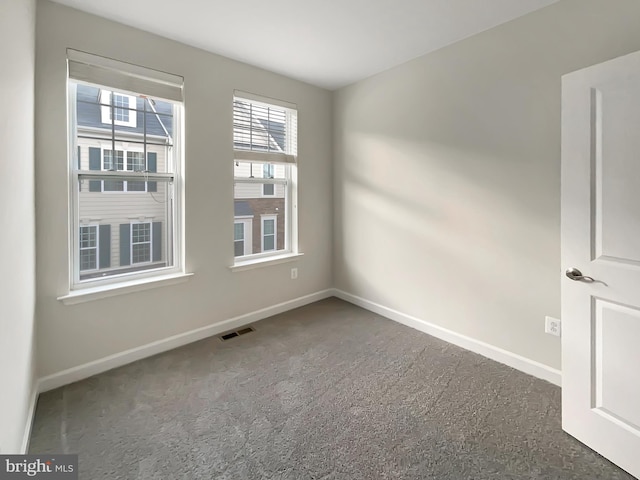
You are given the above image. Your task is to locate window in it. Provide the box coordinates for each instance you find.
[103,149,124,191]
[261,215,277,252]
[233,92,297,262]
[262,164,275,196]
[233,208,253,257]
[79,225,98,271]
[131,222,152,264]
[234,223,245,257]
[68,49,184,290]
[100,90,137,128]
[101,148,149,192]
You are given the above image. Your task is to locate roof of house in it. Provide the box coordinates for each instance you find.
[256,119,285,151]
[234,201,254,217]
[76,84,174,138]
[232,100,286,152]
[77,85,285,150]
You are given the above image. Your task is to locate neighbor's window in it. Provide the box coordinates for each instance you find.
[131,222,152,264]
[262,164,275,196]
[233,92,297,262]
[100,90,136,127]
[67,49,184,288]
[261,215,277,252]
[100,149,149,192]
[79,225,98,271]
[233,218,253,257]
[234,222,245,257]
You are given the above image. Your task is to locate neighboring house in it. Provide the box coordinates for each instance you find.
[76,84,173,280]
[233,163,286,257]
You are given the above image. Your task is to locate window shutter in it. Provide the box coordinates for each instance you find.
[77,146,82,192]
[89,147,102,192]
[147,152,157,192]
[120,224,131,266]
[99,224,111,268]
[152,222,162,262]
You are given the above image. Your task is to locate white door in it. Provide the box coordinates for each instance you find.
[561,49,640,479]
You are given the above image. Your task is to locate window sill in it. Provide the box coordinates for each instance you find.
[230,252,304,272]
[58,272,194,305]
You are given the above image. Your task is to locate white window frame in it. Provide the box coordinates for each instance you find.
[232,92,298,265]
[261,214,277,252]
[67,49,185,292]
[100,146,147,193]
[100,90,137,128]
[79,224,99,272]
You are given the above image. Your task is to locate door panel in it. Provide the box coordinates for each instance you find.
[562,49,640,479]
[593,299,640,430]
[597,80,640,262]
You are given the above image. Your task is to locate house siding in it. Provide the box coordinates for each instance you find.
[234,182,285,199]
[234,162,286,199]
[77,136,170,277]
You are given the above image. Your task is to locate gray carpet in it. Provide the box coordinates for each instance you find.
[30,298,634,479]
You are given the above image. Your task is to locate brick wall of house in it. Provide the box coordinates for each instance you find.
[245,198,286,253]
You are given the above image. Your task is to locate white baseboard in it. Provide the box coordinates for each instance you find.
[38,289,334,393]
[332,289,562,386]
[21,380,39,454]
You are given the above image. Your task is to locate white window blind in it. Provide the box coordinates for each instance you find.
[67,49,184,103]
[233,92,297,164]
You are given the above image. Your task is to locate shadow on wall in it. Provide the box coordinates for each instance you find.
[337,132,557,344]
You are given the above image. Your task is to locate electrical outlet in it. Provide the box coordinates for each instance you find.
[291,268,298,280]
[545,316,561,337]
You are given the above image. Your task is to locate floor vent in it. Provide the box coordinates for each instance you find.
[219,326,255,341]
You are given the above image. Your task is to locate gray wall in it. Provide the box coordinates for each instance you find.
[0,0,36,453]
[333,0,640,370]
[35,0,333,377]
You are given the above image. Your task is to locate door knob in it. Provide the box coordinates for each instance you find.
[565,268,594,282]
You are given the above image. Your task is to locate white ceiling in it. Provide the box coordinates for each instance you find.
[51,0,559,90]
